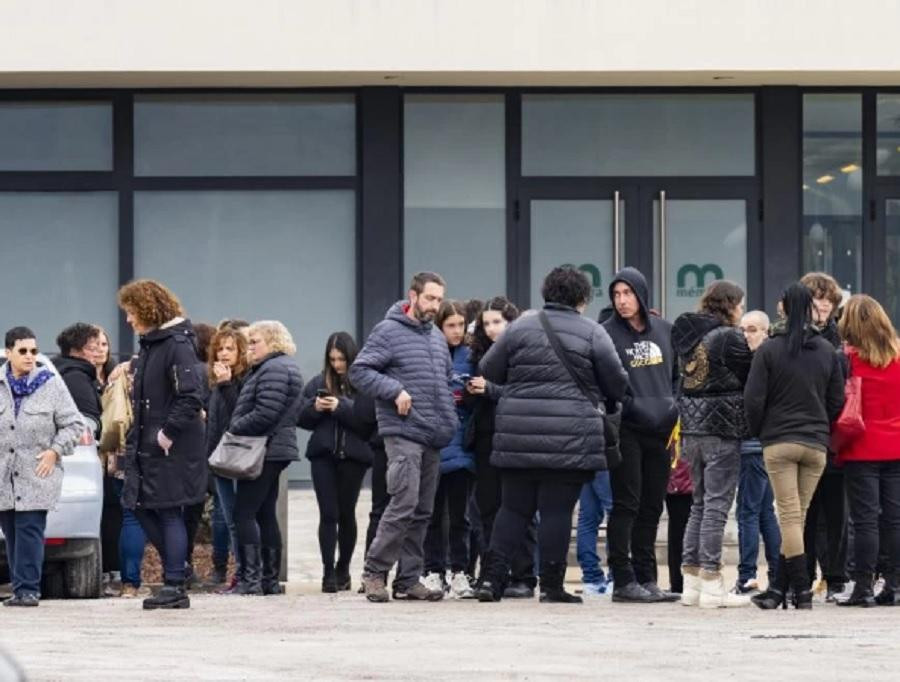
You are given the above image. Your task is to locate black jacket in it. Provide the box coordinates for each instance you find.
[298,373,374,465]
[205,377,243,457]
[54,355,102,437]
[744,327,846,451]
[672,313,753,439]
[123,318,207,510]
[602,267,679,436]
[480,303,629,471]
[229,352,303,463]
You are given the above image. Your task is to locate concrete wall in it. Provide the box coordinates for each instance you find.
[1,0,899,87]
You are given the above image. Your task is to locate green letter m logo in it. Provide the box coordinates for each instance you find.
[676,263,724,289]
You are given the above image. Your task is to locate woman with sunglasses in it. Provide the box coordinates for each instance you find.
[0,327,84,607]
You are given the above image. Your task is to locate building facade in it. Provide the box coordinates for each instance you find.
[2,1,899,477]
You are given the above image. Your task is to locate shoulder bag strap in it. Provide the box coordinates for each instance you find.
[538,311,600,410]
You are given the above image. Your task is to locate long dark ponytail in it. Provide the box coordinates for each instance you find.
[781,283,813,357]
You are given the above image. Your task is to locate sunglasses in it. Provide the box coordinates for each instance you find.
[16,348,39,356]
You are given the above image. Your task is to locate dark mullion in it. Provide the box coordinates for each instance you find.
[0,172,115,191]
[131,176,357,191]
[862,90,881,298]
[505,92,521,304]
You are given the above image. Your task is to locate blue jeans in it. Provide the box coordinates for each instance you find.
[112,478,146,587]
[0,509,47,597]
[215,474,238,558]
[211,491,231,566]
[576,471,613,584]
[737,452,781,584]
[134,507,188,584]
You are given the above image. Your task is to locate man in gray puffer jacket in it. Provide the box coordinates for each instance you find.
[350,272,457,603]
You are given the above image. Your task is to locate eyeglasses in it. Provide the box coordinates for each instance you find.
[16,348,39,356]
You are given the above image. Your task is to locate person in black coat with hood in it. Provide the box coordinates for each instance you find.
[601,267,681,603]
[474,267,629,604]
[298,332,373,594]
[228,320,304,596]
[118,280,207,610]
[53,322,103,438]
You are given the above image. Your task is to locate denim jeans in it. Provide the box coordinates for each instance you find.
[682,435,741,572]
[0,509,47,597]
[134,507,188,584]
[112,478,147,587]
[215,474,239,559]
[576,471,612,584]
[737,451,781,584]
[211,491,231,567]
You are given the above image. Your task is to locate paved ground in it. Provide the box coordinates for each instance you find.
[1,489,898,681]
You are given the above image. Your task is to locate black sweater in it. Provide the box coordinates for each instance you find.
[743,328,845,451]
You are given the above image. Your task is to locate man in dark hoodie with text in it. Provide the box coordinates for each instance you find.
[602,267,680,603]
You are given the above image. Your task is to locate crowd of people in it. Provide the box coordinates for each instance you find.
[1,265,898,613]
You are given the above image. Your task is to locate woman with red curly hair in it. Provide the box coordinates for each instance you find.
[117,279,207,610]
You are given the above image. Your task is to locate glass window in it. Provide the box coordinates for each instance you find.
[886,200,900,324]
[404,95,506,301]
[877,94,900,175]
[134,94,356,176]
[0,102,112,171]
[0,192,118,348]
[522,94,755,176]
[802,94,862,296]
[134,190,356,480]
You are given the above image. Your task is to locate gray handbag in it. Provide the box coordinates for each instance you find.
[209,392,303,480]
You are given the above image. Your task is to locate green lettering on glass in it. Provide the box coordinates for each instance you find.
[676,263,723,289]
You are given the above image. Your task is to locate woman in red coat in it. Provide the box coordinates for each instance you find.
[836,294,900,607]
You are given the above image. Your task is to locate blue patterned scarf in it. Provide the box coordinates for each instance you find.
[6,364,54,417]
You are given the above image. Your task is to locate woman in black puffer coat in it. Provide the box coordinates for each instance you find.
[672,280,753,609]
[298,332,373,594]
[118,279,207,611]
[474,268,629,604]
[228,320,304,595]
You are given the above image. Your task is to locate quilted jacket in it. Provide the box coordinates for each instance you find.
[672,313,753,439]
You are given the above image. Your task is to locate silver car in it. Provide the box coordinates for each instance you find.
[0,354,104,599]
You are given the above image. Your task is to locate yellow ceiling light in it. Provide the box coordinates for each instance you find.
[840,163,860,173]
[817,174,835,184]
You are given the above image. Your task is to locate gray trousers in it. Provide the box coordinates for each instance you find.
[681,435,741,572]
[364,436,441,590]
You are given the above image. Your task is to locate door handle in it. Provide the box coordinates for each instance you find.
[613,190,621,273]
[659,190,667,318]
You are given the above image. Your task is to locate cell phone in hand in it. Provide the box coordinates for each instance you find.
[457,373,472,384]
[316,389,332,399]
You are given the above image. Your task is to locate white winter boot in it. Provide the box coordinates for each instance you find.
[681,567,701,606]
[699,569,751,609]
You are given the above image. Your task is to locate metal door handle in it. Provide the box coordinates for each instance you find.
[613,190,621,273]
[659,190,667,318]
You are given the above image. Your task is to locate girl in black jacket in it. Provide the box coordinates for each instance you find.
[118,279,206,611]
[228,321,304,596]
[298,332,373,593]
[205,326,250,593]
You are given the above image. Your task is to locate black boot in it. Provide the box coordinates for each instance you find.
[784,555,813,610]
[837,574,876,607]
[207,560,228,587]
[261,546,285,595]
[143,582,190,610]
[876,574,900,606]
[474,552,508,603]
[752,555,788,610]
[335,563,352,592]
[539,562,582,604]
[322,564,338,593]
[232,545,263,596]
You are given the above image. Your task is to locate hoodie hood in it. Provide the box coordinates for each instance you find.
[385,300,433,332]
[672,313,723,356]
[608,267,651,328]
[53,355,98,382]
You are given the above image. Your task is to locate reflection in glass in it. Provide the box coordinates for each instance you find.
[404,95,506,300]
[877,95,900,175]
[802,95,862,296]
[886,200,900,325]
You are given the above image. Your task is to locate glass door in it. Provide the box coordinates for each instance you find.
[874,190,900,325]
[521,187,631,320]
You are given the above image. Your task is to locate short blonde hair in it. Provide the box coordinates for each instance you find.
[249,320,296,356]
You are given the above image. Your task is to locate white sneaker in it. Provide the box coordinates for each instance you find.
[681,572,700,606]
[581,582,608,599]
[449,572,475,599]
[699,570,751,609]
[422,572,445,593]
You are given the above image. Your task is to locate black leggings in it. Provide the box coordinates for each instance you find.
[100,475,122,574]
[310,457,369,572]
[183,500,205,567]
[424,469,474,574]
[804,471,848,585]
[365,445,389,556]
[490,469,584,575]
[665,493,692,593]
[234,460,288,547]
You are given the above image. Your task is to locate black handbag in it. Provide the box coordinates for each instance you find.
[538,311,622,470]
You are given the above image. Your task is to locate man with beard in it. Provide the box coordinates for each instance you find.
[351,272,458,603]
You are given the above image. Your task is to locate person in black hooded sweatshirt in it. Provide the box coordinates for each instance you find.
[601,267,680,603]
[54,323,103,437]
